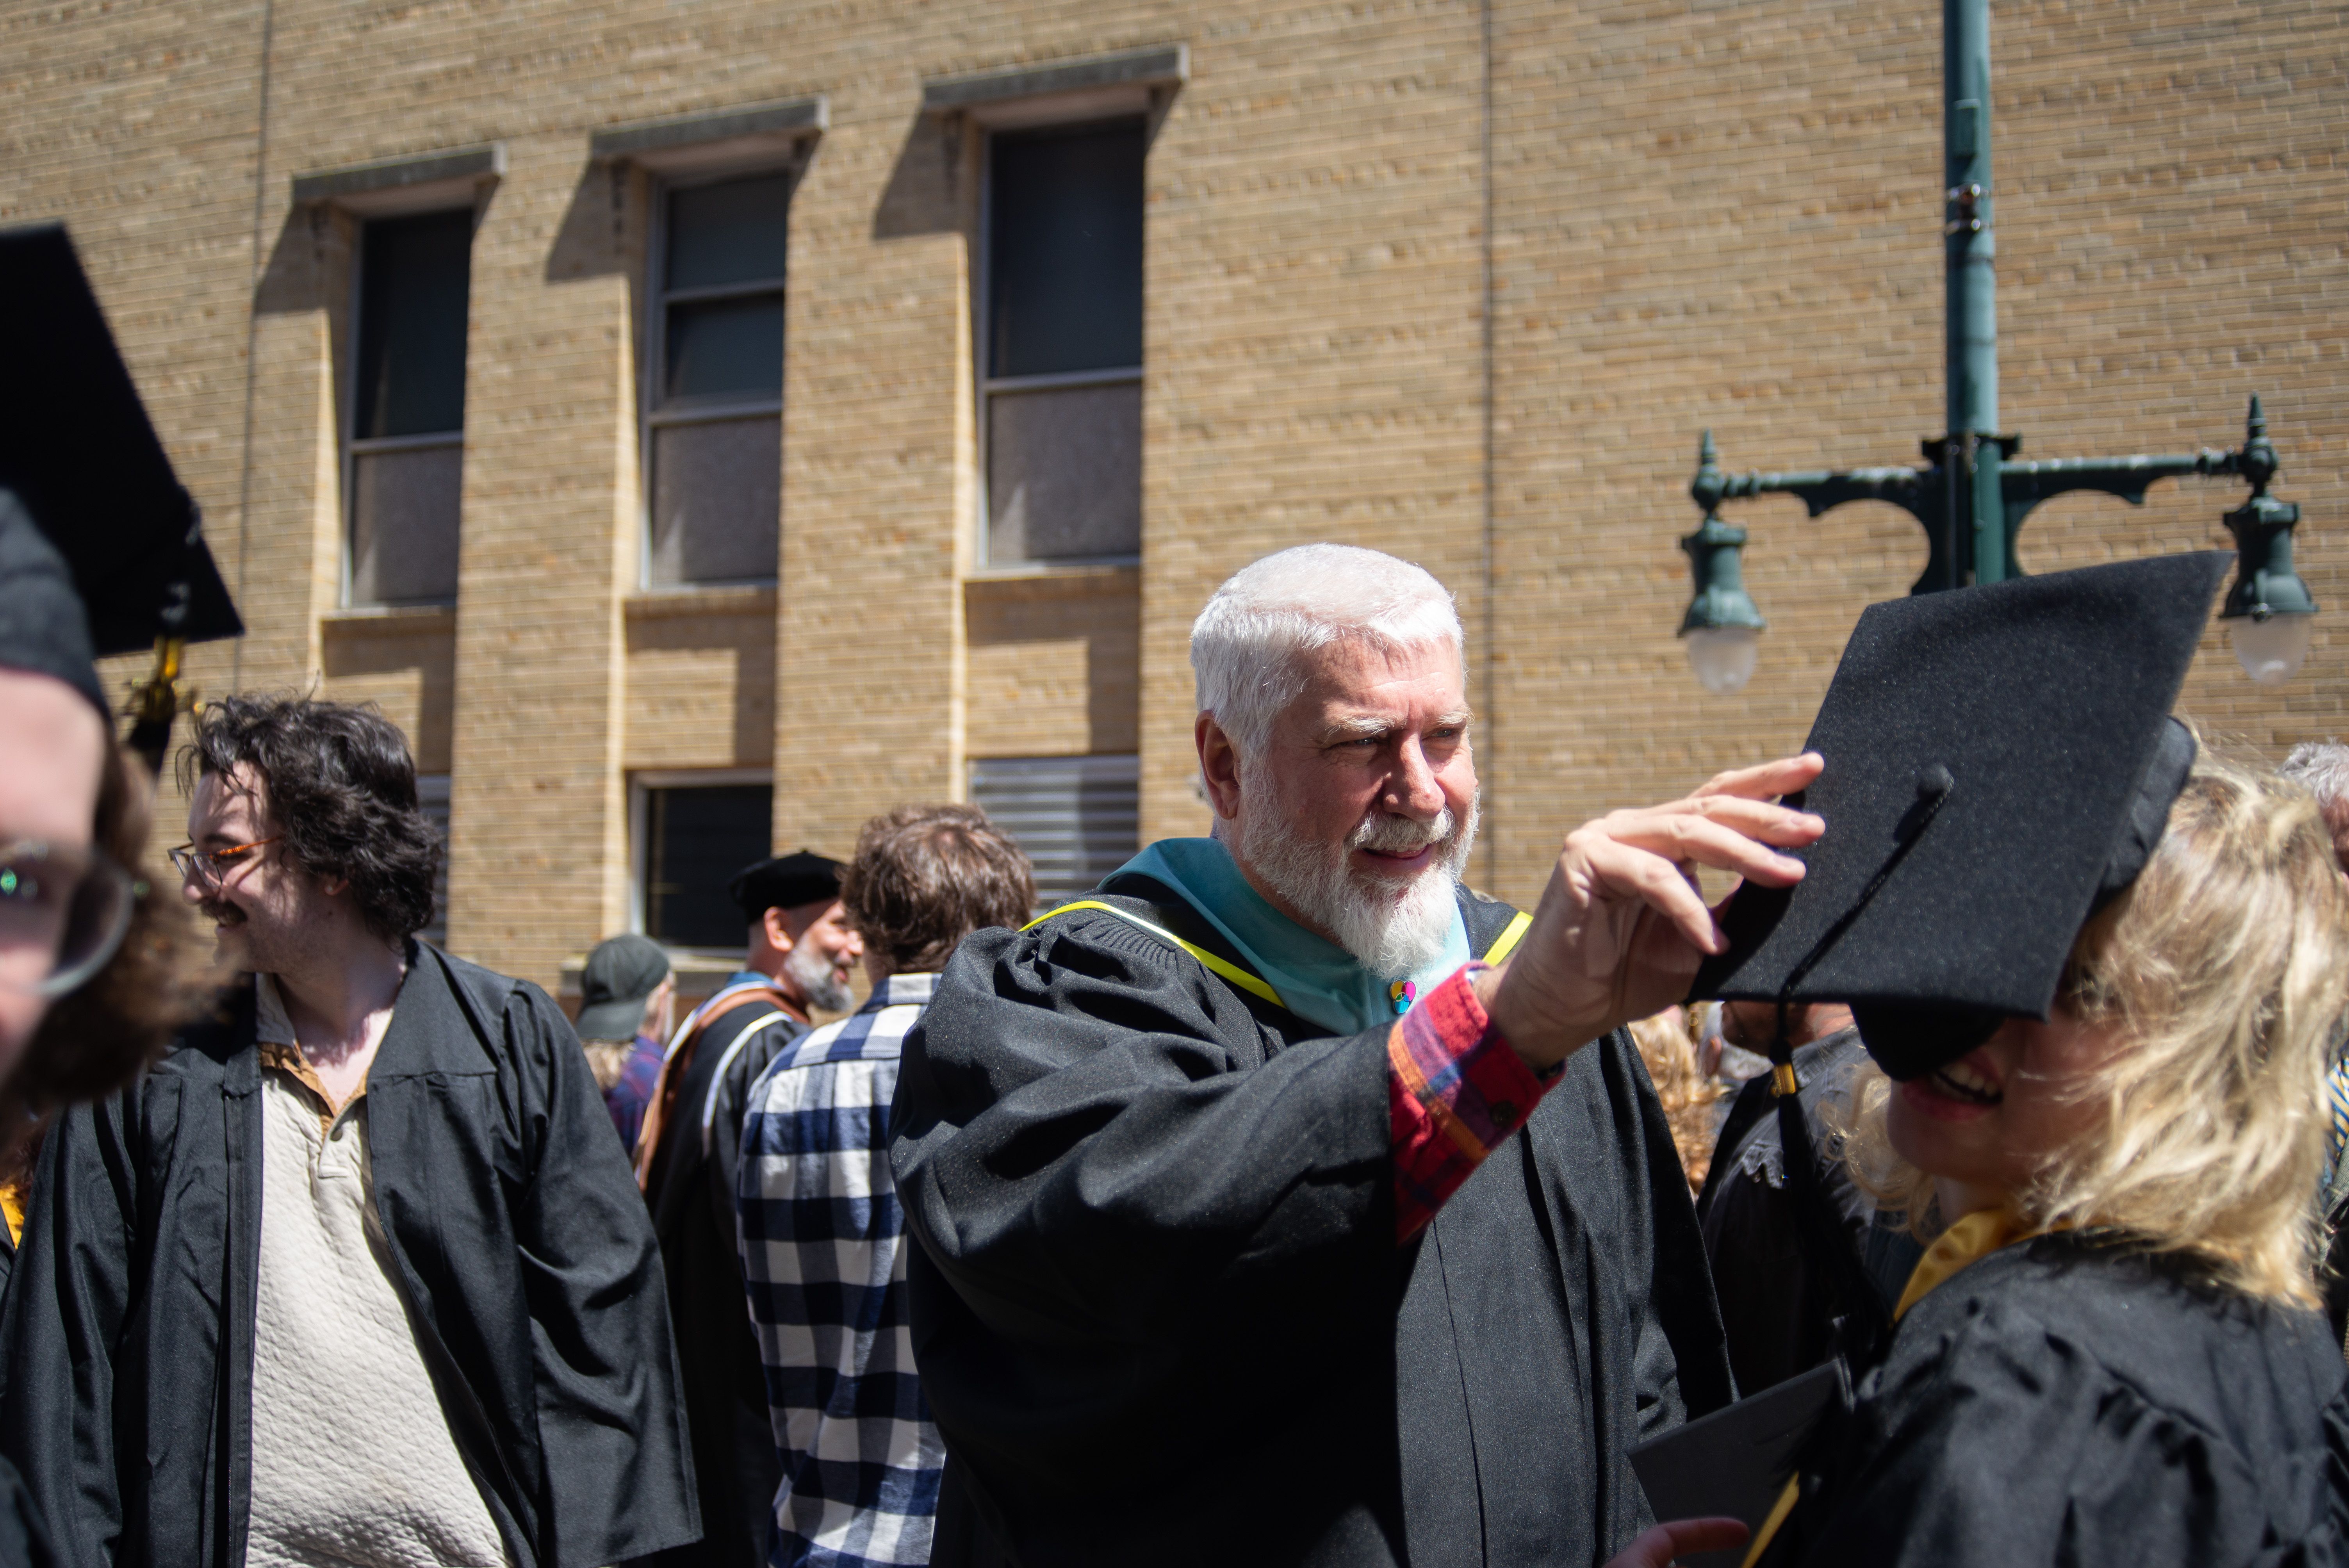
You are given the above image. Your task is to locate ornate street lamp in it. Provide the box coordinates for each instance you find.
[1675,0,2313,693]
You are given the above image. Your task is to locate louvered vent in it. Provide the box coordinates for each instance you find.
[969,754,1141,910]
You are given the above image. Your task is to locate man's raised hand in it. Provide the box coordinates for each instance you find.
[1472,753,1825,1071]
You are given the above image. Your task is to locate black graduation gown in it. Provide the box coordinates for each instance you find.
[1698,1030,1920,1393]
[891,873,1732,1567]
[1762,1234,2349,1567]
[638,1000,807,1568]
[0,944,700,1568]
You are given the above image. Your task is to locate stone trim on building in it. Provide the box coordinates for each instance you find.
[291,144,505,212]
[589,96,829,172]
[921,44,1188,114]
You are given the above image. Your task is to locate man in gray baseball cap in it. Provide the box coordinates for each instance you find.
[576,933,675,1152]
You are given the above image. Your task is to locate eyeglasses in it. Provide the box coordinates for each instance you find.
[0,840,138,999]
[167,837,278,892]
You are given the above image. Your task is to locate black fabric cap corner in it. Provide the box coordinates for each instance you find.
[1690,551,2231,1080]
[0,223,243,688]
[728,850,845,920]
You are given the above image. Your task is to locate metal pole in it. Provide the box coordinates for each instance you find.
[1945,0,2001,583]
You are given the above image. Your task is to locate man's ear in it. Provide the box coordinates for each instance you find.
[761,905,794,953]
[1196,713,1245,823]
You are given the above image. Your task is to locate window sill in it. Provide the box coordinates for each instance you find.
[624,583,779,620]
[323,602,458,629]
[966,560,1141,584]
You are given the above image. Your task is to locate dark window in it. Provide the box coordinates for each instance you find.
[648,172,790,586]
[348,210,471,606]
[968,755,1139,910]
[642,782,773,947]
[982,120,1146,565]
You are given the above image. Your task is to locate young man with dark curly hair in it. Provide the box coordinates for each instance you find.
[0,695,700,1568]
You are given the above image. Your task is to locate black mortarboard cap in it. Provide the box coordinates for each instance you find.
[728,850,845,921]
[0,222,242,711]
[1692,552,2232,1081]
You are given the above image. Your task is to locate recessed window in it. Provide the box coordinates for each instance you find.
[638,780,774,948]
[983,120,1145,566]
[348,209,472,606]
[968,754,1139,909]
[647,172,790,587]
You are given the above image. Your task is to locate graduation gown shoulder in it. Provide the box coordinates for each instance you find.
[1768,1234,2349,1568]
[0,945,699,1568]
[890,880,1730,1568]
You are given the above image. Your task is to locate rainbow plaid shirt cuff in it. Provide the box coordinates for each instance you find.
[1387,962,1551,1241]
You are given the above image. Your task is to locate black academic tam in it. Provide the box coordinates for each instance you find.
[0,944,700,1568]
[891,871,1732,1567]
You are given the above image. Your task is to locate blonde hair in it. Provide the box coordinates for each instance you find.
[1837,748,2349,1306]
[1629,1008,1729,1194]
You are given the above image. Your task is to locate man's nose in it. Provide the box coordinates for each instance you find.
[1383,740,1446,820]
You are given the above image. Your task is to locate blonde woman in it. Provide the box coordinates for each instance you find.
[1618,555,2349,1568]
[1735,754,2349,1566]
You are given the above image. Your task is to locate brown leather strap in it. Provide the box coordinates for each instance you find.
[631,984,798,1191]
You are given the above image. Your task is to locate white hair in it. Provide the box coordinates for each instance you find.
[1189,544,1465,758]
[2279,742,2349,813]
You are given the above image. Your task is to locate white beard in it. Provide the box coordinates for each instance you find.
[784,935,854,1013]
[1237,759,1479,980]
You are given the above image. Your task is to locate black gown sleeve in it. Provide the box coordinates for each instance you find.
[504,983,700,1566]
[893,913,1395,1337]
[0,1099,136,1568]
[1787,1304,2334,1568]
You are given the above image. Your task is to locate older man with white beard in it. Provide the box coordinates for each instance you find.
[891,545,1825,1568]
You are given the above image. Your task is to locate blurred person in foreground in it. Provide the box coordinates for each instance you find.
[2277,739,2349,1346]
[576,931,675,1151]
[737,804,1032,1568]
[0,221,244,1207]
[1634,554,2349,1568]
[0,222,246,1568]
[0,695,697,1568]
[636,852,862,1568]
[892,544,1823,1564]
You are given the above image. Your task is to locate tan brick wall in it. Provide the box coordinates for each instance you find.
[320,609,458,773]
[966,570,1142,759]
[7,0,2344,991]
[624,588,777,769]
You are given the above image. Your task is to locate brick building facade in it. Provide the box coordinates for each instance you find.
[5,0,2344,996]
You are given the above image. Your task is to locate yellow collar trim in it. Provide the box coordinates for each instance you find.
[1021,902,1533,1016]
[1894,1207,2050,1322]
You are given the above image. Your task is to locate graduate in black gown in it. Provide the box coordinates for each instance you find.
[1622,553,2349,1568]
[892,544,1832,1566]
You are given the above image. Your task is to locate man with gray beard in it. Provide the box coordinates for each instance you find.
[893,545,1825,1567]
[636,852,863,1568]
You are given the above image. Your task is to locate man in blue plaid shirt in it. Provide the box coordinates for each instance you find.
[736,805,1034,1568]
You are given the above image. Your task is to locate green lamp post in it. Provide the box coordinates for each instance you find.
[1676,0,2314,693]
[1680,432,1766,695]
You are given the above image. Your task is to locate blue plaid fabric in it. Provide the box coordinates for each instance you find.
[737,972,943,1568]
